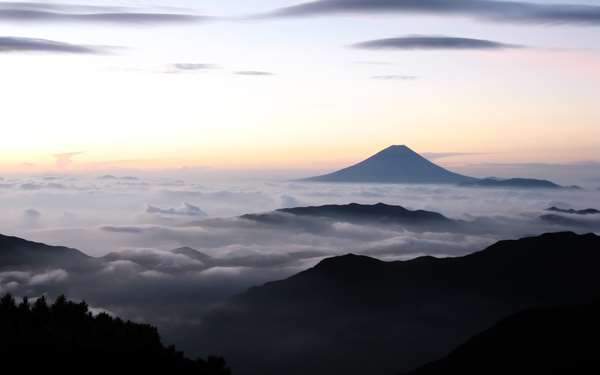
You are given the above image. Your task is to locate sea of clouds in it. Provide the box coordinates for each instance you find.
[0,171,599,355]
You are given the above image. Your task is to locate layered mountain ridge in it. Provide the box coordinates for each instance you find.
[196,232,600,375]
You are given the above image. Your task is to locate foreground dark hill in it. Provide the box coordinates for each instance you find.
[407,300,600,375]
[304,145,475,184]
[0,294,229,373]
[197,232,600,375]
[0,234,96,270]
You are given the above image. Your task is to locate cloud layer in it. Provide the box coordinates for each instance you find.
[371,75,417,80]
[0,2,206,25]
[0,36,106,54]
[266,0,600,26]
[353,35,520,50]
[234,71,274,76]
[171,63,221,72]
[146,203,208,217]
[0,171,598,357]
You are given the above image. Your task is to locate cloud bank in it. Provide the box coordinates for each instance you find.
[265,0,600,26]
[235,71,274,76]
[0,2,207,25]
[146,203,208,217]
[0,37,107,54]
[353,35,521,50]
[170,63,221,72]
[0,172,598,357]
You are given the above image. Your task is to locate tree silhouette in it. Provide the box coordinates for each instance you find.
[0,293,230,374]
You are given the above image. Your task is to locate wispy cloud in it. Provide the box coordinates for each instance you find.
[235,71,274,76]
[422,152,484,160]
[0,2,207,25]
[53,152,84,168]
[264,0,600,26]
[172,63,220,71]
[164,63,222,74]
[146,203,208,217]
[0,37,108,54]
[371,75,417,80]
[353,35,521,50]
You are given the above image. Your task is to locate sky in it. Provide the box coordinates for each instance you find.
[1,0,600,359]
[1,0,599,173]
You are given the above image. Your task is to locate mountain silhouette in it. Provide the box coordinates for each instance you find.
[460,177,563,189]
[540,214,600,230]
[304,145,476,184]
[0,234,96,270]
[171,246,214,263]
[280,203,451,223]
[547,206,600,215]
[242,203,462,232]
[0,293,229,373]
[540,206,600,230]
[406,300,600,374]
[303,145,571,188]
[196,232,600,375]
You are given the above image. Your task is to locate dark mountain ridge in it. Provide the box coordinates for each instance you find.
[547,206,600,215]
[280,203,450,223]
[460,177,564,189]
[197,232,600,375]
[242,203,462,232]
[406,300,600,375]
[0,294,229,373]
[0,234,94,270]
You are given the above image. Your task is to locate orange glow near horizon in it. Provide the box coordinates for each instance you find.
[0,47,598,174]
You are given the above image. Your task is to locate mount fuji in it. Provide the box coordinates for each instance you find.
[304,145,569,188]
[304,145,475,184]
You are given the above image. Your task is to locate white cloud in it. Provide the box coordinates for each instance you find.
[0,172,598,356]
[29,269,69,285]
[146,202,208,217]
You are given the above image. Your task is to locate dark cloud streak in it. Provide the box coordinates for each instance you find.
[0,37,106,54]
[0,2,207,25]
[353,36,521,50]
[265,0,600,26]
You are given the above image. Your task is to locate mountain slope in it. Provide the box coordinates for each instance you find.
[303,145,571,188]
[196,232,600,375]
[406,301,600,375]
[0,294,229,373]
[304,145,476,184]
[0,234,94,270]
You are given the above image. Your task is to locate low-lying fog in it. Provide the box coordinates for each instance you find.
[1,170,599,355]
